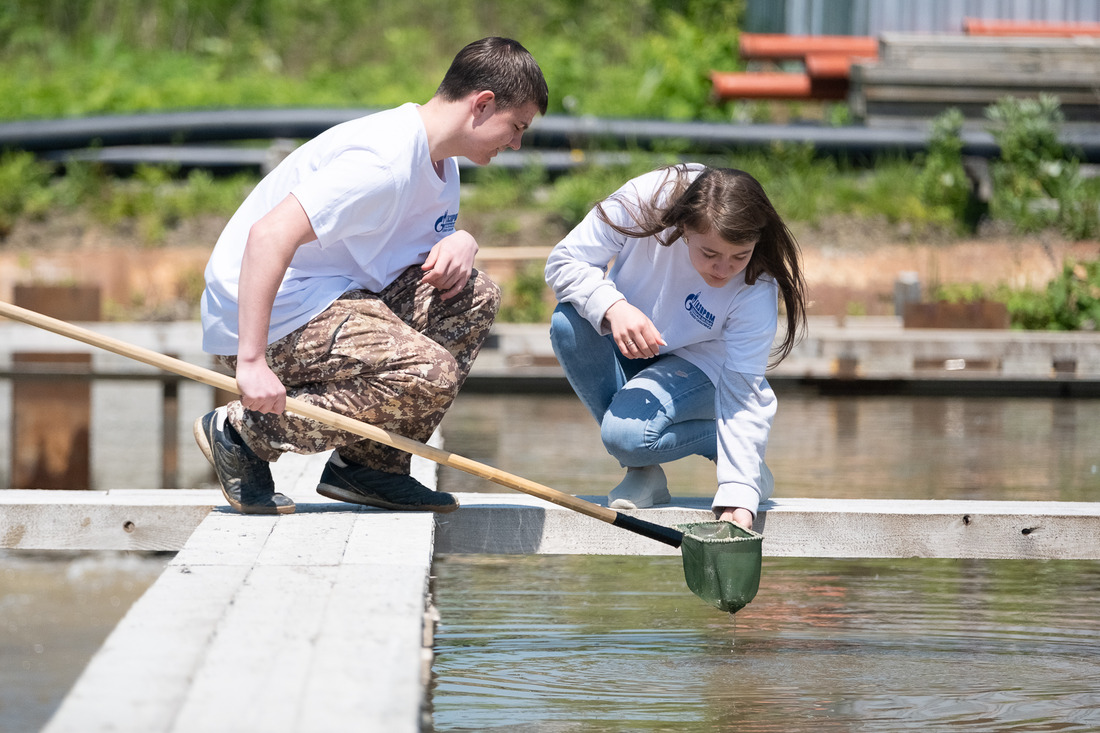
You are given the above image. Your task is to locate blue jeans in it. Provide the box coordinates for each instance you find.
[549,303,718,467]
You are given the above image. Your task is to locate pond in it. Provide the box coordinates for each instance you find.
[1,392,1097,732]
[0,550,170,732]
[428,392,1100,732]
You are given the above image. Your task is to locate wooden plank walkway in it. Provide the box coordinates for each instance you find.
[45,510,436,733]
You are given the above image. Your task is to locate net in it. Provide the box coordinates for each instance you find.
[677,521,763,613]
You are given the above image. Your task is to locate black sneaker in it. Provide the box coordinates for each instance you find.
[316,454,459,513]
[194,407,295,515]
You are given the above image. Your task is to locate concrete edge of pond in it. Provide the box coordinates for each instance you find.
[4,487,1098,560]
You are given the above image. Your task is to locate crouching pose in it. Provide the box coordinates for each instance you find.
[195,37,548,514]
[545,164,807,529]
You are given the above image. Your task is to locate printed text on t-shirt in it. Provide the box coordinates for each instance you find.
[685,292,716,329]
[435,210,458,234]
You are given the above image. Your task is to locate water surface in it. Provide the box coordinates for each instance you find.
[2,392,1097,731]
[430,392,1100,732]
[439,392,1100,502]
[431,555,1100,732]
[0,551,169,731]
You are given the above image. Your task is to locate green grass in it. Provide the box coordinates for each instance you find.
[0,151,253,243]
[1,1,747,121]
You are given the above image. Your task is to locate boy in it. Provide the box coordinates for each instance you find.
[195,37,548,515]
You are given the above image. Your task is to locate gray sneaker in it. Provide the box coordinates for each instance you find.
[316,453,459,513]
[194,407,295,515]
[609,465,671,510]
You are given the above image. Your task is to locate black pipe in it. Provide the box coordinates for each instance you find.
[3,109,1100,165]
[0,109,373,151]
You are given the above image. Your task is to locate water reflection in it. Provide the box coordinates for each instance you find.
[432,392,1100,732]
[0,551,169,731]
[431,555,1100,732]
[440,392,1100,502]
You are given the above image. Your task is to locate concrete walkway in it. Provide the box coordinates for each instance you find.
[436,493,1100,560]
[9,487,1098,560]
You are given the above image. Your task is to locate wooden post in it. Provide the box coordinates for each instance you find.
[12,284,100,490]
[161,373,179,489]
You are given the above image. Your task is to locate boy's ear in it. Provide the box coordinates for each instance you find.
[470,90,497,120]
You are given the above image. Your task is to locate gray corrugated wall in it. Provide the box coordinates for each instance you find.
[745,0,1100,35]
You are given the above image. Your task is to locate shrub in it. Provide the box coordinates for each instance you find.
[498,262,551,323]
[931,258,1100,331]
[0,151,54,236]
[985,95,1098,239]
[1033,259,1100,331]
[915,108,974,231]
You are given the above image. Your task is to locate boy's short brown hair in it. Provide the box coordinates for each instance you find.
[436,37,548,114]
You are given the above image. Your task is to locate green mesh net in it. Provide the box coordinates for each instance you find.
[677,521,763,613]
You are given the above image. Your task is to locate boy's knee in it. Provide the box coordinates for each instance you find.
[424,342,460,395]
[385,336,459,405]
[469,270,501,315]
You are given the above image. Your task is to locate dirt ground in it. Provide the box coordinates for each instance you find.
[1,210,1098,321]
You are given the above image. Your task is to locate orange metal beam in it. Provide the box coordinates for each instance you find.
[804,53,856,80]
[739,33,878,60]
[709,71,848,101]
[710,71,812,100]
[963,18,1100,36]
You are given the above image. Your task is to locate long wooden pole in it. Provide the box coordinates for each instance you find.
[0,300,684,547]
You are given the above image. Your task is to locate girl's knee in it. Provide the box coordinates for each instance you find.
[549,310,569,349]
[549,303,586,350]
[600,413,648,465]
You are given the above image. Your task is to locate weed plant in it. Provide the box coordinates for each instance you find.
[915,109,975,231]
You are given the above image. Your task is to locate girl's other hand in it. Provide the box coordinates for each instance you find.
[603,300,666,358]
[716,506,754,531]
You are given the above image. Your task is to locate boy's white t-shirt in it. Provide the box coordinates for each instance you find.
[201,103,460,354]
[545,165,780,515]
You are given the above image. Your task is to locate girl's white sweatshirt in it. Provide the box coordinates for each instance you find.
[544,166,778,515]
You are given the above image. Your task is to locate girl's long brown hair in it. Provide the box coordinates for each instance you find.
[596,164,807,364]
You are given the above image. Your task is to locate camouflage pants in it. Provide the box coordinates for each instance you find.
[217,265,500,474]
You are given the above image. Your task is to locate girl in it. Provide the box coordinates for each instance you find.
[545,163,806,529]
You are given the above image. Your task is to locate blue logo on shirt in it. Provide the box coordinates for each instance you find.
[435,210,458,233]
[685,292,716,329]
